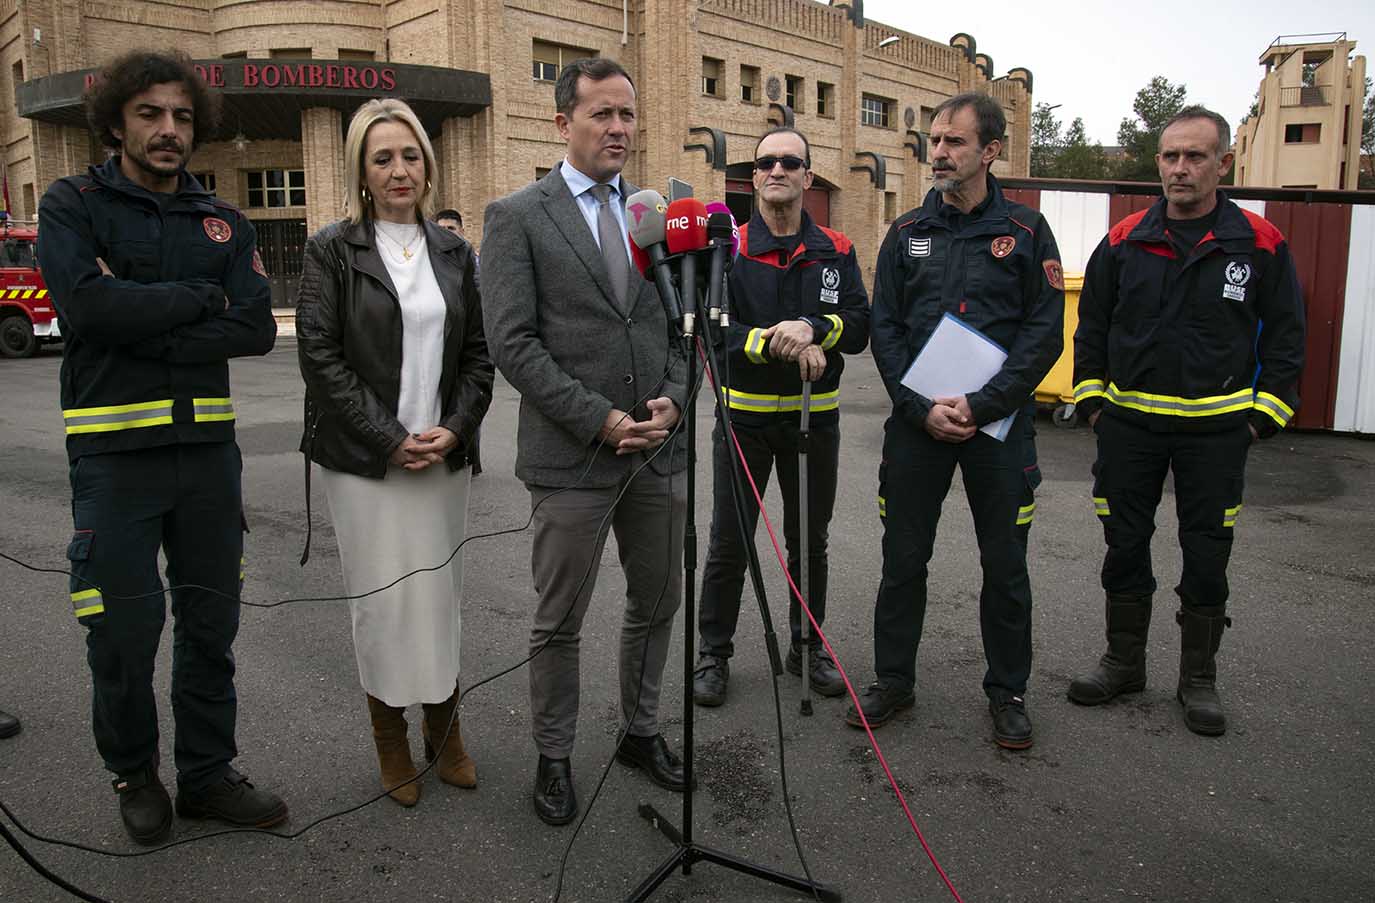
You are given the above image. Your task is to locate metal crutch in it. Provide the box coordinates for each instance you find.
[798,379,813,716]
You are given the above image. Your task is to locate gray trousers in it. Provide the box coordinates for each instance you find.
[528,468,686,759]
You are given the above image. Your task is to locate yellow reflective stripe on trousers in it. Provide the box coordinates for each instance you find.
[194,397,236,423]
[1223,503,1243,528]
[1093,496,1111,517]
[1105,384,1254,418]
[877,495,886,518]
[1016,502,1036,526]
[744,328,769,364]
[63,399,174,434]
[720,387,840,414]
[819,314,844,350]
[1073,379,1106,402]
[1252,392,1294,428]
[71,588,104,618]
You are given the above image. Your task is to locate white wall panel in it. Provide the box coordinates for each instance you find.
[1234,199,1268,218]
[1333,205,1375,434]
[1036,191,1110,273]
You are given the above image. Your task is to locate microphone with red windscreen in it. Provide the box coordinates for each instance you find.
[666,198,709,331]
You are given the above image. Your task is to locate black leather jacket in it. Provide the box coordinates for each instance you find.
[296,218,493,479]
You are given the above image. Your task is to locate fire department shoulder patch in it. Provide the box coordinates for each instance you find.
[1042,259,1065,291]
[203,217,233,243]
[252,249,268,277]
[990,236,1016,258]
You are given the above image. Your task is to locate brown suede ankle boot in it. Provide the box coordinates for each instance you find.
[422,686,477,789]
[366,695,420,806]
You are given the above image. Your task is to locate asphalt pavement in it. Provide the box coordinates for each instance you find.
[1,342,1371,902]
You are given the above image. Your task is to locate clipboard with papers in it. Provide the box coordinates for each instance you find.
[900,312,1015,441]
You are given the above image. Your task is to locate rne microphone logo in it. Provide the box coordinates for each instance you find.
[667,216,690,230]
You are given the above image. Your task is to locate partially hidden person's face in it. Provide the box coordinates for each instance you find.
[752,131,813,210]
[114,81,195,184]
[364,119,427,223]
[1156,118,1233,214]
[557,74,636,184]
[929,105,999,194]
[436,217,464,238]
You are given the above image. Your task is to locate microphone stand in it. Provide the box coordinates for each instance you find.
[627,255,839,903]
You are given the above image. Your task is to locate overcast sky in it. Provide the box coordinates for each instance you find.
[863,0,1375,145]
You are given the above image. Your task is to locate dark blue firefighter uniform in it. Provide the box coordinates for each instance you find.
[39,157,275,790]
[870,175,1063,699]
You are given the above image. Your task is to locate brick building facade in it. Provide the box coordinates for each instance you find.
[4,0,1032,301]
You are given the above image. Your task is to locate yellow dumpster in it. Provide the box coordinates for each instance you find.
[1035,272,1083,427]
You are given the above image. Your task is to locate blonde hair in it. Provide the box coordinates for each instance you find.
[343,98,438,224]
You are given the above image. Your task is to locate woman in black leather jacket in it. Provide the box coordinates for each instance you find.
[295,98,493,807]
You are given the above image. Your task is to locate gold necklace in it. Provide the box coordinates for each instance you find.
[375,222,421,261]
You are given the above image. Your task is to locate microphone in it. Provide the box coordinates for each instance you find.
[705,211,735,328]
[665,198,709,334]
[703,201,740,258]
[626,188,684,331]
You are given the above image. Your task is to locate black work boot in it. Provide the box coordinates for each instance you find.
[1176,606,1230,736]
[1067,593,1152,705]
[113,767,173,845]
[786,641,846,697]
[175,769,288,828]
[988,692,1034,750]
[844,681,914,729]
[692,653,730,707]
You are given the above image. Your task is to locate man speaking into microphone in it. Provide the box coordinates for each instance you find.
[692,127,870,708]
[481,58,690,827]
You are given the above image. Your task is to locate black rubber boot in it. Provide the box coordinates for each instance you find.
[1176,606,1230,736]
[1067,593,1152,705]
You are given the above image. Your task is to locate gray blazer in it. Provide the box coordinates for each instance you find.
[481,164,688,488]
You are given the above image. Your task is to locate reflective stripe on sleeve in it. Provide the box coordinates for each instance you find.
[1105,384,1253,418]
[193,397,236,423]
[71,588,104,618]
[1073,379,1106,402]
[63,400,174,434]
[1252,392,1294,428]
[1093,496,1111,518]
[720,387,840,414]
[819,314,843,350]
[1223,504,1243,529]
[744,328,769,364]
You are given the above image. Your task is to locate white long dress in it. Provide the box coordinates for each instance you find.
[318,221,470,707]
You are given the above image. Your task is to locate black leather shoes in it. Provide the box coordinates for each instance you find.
[533,755,577,826]
[114,768,172,845]
[844,680,914,728]
[0,708,19,739]
[616,733,687,792]
[175,769,288,828]
[989,694,1034,750]
[692,654,730,707]
[786,642,847,697]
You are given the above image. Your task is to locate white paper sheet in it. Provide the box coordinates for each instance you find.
[900,313,1015,441]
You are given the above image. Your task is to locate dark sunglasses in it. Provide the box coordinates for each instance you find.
[754,155,807,172]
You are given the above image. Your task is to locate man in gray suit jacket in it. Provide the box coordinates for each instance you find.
[481,58,690,826]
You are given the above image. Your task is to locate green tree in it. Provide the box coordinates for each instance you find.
[1361,76,1374,189]
[1055,117,1111,180]
[1031,102,1064,177]
[1115,76,1188,182]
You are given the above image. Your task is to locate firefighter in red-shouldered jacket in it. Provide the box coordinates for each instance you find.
[37,50,284,845]
[691,127,870,708]
[1067,106,1306,736]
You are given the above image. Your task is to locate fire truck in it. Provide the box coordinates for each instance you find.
[0,221,58,359]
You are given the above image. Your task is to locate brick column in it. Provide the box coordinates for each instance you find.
[301,107,345,235]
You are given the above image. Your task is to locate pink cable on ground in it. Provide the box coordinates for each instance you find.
[699,342,964,903]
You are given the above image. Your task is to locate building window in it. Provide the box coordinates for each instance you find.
[1284,123,1321,143]
[816,82,834,118]
[785,74,803,113]
[861,94,892,128]
[246,169,305,208]
[532,40,593,82]
[339,49,375,61]
[920,105,936,131]
[702,58,723,97]
[740,65,760,104]
[884,191,896,223]
[222,51,247,60]
[194,172,217,195]
[1240,136,1247,154]
[270,48,311,59]
[12,61,22,103]
[536,167,552,182]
